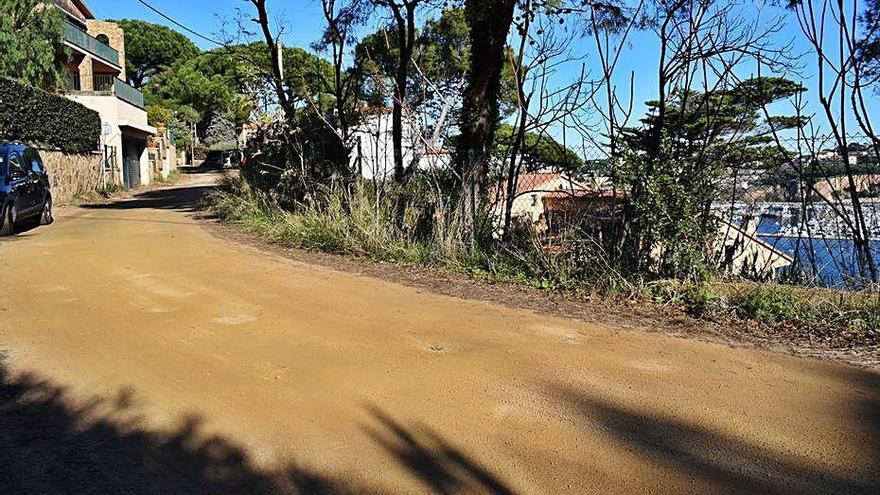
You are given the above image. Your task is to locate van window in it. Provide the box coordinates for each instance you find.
[8,154,27,180]
[23,148,44,174]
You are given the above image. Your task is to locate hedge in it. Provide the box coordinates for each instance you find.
[0,77,101,154]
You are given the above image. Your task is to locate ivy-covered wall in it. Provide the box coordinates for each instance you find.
[0,77,101,154]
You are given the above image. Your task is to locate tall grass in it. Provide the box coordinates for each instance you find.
[207,175,609,290]
[209,175,460,265]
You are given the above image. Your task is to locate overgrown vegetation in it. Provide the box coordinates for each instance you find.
[0,77,100,153]
[209,174,606,290]
[152,169,180,185]
[197,0,880,345]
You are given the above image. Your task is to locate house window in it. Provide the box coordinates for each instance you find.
[96,34,110,45]
[531,194,538,207]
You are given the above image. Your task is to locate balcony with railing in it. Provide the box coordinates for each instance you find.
[113,79,145,108]
[93,74,115,92]
[67,75,146,109]
[64,21,120,67]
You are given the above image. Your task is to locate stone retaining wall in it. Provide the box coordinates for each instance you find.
[39,149,104,205]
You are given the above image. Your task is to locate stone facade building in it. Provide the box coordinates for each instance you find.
[55,0,156,189]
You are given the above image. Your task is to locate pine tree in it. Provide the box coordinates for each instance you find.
[0,0,68,91]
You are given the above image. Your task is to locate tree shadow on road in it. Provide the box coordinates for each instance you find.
[0,360,515,494]
[80,184,215,215]
[0,360,384,494]
[78,167,226,215]
[361,405,516,495]
[548,370,880,495]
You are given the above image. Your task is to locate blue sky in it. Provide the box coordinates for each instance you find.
[88,0,328,49]
[88,0,877,147]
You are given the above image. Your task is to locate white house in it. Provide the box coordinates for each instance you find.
[349,111,452,180]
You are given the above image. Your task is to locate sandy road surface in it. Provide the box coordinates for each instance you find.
[0,170,878,494]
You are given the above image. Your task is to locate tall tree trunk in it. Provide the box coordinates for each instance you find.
[456,0,517,245]
[389,3,417,185]
[251,0,293,120]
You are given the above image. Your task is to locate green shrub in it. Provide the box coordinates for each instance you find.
[723,283,880,330]
[147,105,173,127]
[0,77,100,153]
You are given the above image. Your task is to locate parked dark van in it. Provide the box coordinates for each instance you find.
[0,143,53,235]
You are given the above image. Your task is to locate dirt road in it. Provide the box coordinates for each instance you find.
[0,171,877,494]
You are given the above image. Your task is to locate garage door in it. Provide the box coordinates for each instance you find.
[123,156,140,189]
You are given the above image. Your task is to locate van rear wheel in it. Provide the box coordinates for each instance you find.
[40,197,54,225]
[0,205,13,236]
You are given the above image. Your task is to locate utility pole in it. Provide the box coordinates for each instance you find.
[191,121,196,166]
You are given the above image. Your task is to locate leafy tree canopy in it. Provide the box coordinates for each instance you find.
[145,43,334,126]
[622,77,806,168]
[146,104,173,126]
[494,124,584,172]
[0,0,68,91]
[203,111,237,150]
[355,8,516,117]
[110,19,200,89]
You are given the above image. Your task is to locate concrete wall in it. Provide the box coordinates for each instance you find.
[66,93,150,132]
[66,93,153,188]
[39,149,104,205]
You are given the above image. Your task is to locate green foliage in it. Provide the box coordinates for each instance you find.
[145,43,333,127]
[145,52,247,126]
[0,0,68,91]
[612,77,806,280]
[723,283,880,332]
[209,174,566,288]
[111,19,200,89]
[282,46,336,102]
[493,125,584,172]
[147,105,173,126]
[208,176,446,264]
[0,77,99,153]
[152,169,180,184]
[148,105,196,150]
[168,114,193,148]
[354,8,516,117]
[615,135,720,280]
[623,77,805,168]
